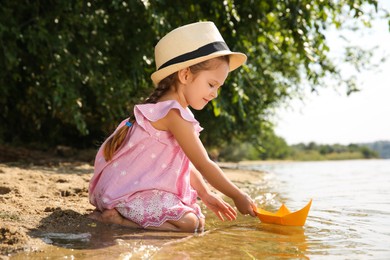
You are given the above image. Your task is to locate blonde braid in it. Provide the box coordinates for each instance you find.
[103,73,178,161]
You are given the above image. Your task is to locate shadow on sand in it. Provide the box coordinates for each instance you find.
[27,208,190,252]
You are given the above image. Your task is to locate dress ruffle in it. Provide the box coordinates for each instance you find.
[134,100,203,137]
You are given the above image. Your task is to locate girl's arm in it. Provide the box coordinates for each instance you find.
[163,109,256,216]
[190,165,237,221]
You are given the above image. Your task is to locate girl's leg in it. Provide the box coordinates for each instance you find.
[89,209,204,233]
[88,209,186,231]
[162,212,205,233]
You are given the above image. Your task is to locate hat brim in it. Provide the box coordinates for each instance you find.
[151,51,247,86]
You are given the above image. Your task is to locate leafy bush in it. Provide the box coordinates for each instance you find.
[0,1,385,149]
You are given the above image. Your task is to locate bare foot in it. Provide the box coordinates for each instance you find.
[88,208,140,229]
[100,208,126,225]
[87,209,103,221]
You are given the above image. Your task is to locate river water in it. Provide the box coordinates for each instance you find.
[12,159,390,259]
[155,159,390,259]
[239,159,390,259]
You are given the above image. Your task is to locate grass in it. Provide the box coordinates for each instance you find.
[288,151,367,161]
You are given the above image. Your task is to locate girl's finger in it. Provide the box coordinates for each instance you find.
[217,211,224,221]
[224,210,236,221]
[222,203,236,220]
[226,203,237,217]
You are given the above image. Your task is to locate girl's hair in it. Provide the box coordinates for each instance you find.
[103,55,229,161]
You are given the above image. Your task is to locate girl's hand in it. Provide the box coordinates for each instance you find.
[201,192,237,221]
[233,192,257,217]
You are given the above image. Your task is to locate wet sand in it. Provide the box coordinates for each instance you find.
[0,147,264,258]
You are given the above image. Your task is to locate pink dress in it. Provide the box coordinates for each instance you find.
[89,100,205,228]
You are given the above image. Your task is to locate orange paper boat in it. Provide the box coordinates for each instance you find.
[254,199,312,226]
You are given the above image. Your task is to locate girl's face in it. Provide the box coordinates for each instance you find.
[182,59,229,110]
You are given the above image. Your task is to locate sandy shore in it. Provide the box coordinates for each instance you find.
[0,147,265,258]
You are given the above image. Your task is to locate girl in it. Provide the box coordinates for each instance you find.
[89,21,256,233]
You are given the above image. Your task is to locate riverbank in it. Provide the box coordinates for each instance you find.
[0,156,264,258]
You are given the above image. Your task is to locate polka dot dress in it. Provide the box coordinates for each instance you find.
[89,100,204,228]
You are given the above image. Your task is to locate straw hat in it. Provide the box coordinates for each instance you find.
[151,21,247,85]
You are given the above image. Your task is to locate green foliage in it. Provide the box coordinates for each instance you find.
[0,1,156,146]
[218,128,291,161]
[218,141,258,162]
[363,141,390,158]
[217,140,380,162]
[289,142,379,161]
[0,1,387,148]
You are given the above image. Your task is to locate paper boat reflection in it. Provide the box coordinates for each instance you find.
[254,199,312,226]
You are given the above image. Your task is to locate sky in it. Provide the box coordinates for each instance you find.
[274,2,390,145]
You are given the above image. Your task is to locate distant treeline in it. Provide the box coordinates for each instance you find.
[217,138,384,162]
[288,142,379,161]
[361,141,390,159]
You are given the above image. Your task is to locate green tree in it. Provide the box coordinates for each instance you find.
[218,128,291,161]
[0,1,388,149]
[257,129,291,160]
[289,141,379,160]
[359,146,378,158]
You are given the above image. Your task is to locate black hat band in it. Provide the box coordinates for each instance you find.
[157,41,230,70]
